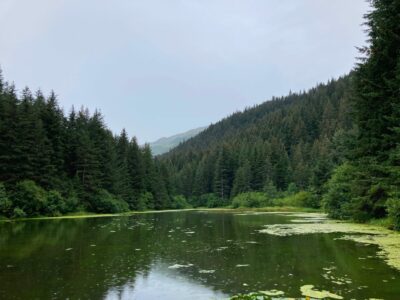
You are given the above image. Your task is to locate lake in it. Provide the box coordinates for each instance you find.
[0,210,399,299]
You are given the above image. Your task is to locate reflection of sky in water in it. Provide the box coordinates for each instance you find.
[1,211,400,299]
[105,263,227,300]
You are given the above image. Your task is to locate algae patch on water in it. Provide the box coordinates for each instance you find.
[168,263,194,269]
[258,214,400,271]
[199,269,215,274]
[300,285,343,299]
[259,289,284,296]
[338,234,400,272]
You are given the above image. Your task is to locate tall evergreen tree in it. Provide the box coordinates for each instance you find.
[214,145,234,204]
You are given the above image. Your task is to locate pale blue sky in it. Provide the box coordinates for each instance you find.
[0,0,369,143]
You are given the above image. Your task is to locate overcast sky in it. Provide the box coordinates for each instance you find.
[0,0,370,143]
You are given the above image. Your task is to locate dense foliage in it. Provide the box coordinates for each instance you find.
[161,75,353,208]
[0,80,176,217]
[323,0,400,227]
[0,0,398,227]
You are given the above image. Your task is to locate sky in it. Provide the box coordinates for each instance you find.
[0,0,370,143]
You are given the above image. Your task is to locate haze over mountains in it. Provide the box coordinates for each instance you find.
[149,127,206,155]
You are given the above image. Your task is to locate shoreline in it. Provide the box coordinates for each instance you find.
[0,206,321,222]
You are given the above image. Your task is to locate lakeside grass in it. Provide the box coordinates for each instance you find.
[0,206,322,222]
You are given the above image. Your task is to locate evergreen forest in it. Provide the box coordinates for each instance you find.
[0,0,399,230]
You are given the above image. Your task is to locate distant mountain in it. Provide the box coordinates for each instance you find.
[149,127,207,155]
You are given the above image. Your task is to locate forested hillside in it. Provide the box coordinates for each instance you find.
[162,0,400,229]
[0,0,398,229]
[162,75,354,206]
[0,79,176,218]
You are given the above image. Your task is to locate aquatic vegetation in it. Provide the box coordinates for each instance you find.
[338,234,400,271]
[168,263,194,269]
[230,292,270,300]
[259,214,400,271]
[321,267,352,286]
[199,269,215,274]
[300,285,343,299]
[231,287,344,300]
[259,289,284,296]
[217,246,229,251]
[2,210,400,299]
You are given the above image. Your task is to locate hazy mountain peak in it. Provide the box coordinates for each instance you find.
[149,126,207,155]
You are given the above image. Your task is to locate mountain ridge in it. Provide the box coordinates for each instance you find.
[149,126,206,155]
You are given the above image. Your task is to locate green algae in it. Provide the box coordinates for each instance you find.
[258,213,400,271]
[300,285,343,299]
[259,289,284,296]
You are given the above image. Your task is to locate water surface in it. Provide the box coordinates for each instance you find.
[0,211,399,299]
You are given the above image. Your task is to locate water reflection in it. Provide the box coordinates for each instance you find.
[0,211,399,299]
[105,263,228,300]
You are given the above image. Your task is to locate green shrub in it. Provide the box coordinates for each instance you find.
[273,191,318,208]
[46,190,67,216]
[232,192,271,208]
[137,192,154,211]
[171,195,190,209]
[187,194,220,208]
[192,194,218,208]
[12,207,26,218]
[12,180,47,216]
[64,193,80,213]
[387,198,400,231]
[90,189,129,213]
[323,162,390,221]
[286,183,299,195]
[322,163,356,219]
[302,189,320,208]
[204,194,223,208]
[263,181,278,199]
[0,183,12,217]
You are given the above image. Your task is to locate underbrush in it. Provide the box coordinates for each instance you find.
[231,191,320,210]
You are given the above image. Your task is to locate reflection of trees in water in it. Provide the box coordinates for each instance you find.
[1,212,399,299]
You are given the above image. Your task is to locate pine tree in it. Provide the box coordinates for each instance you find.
[353,0,400,160]
[192,159,206,199]
[231,159,251,197]
[0,81,19,183]
[127,137,144,209]
[324,0,400,222]
[114,129,133,202]
[40,91,66,187]
[214,145,234,204]
[249,144,266,191]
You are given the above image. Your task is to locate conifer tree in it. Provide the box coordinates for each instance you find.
[214,145,234,204]
[231,159,251,197]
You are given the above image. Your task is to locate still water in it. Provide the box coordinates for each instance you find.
[0,211,399,299]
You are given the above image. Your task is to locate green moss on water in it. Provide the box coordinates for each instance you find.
[300,285,343,299]
[259,213,400,272]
